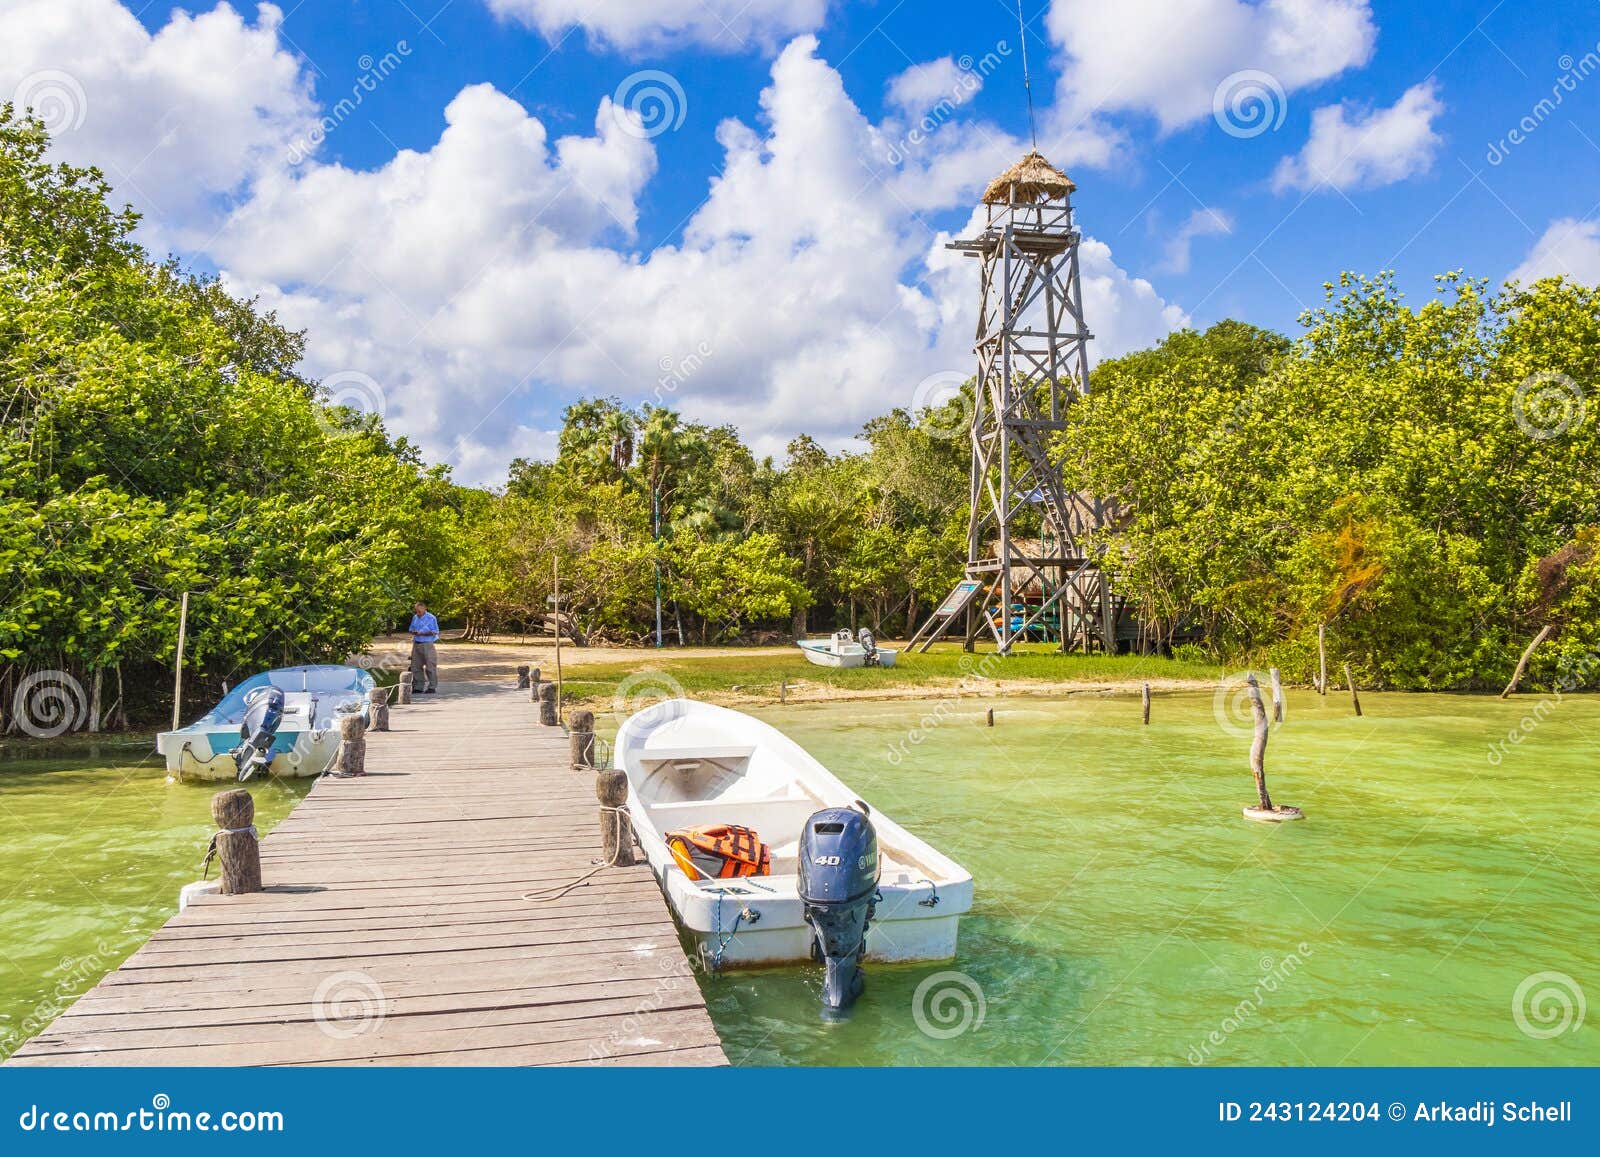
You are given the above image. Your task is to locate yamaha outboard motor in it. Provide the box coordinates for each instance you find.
[231,686,285,782]
[798,804,879,1019]
[857,628,880,666]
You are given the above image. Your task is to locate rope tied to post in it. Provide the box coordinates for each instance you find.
[520,806,632,903]
[201,825,259,878]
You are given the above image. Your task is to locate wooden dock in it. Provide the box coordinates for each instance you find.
[6,682,726,1066]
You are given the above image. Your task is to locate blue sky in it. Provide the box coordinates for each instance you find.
[7,0,1600,482]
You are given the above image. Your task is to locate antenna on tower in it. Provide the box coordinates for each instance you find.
[1014,0,1038,150]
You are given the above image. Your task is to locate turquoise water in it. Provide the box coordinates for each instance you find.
[2,693,1596,1066]
[694,692,1600,1065]
[0,748,309,1059]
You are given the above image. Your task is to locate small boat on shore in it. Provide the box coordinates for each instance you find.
[616,698,971,1015]
[797,628,896,668]
[157,665,374,782]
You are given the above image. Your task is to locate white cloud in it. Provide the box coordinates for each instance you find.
[0,0,316,247]
[1162,207,1233,273]
[1510,218,1600,286]
[1047,0,1376,132]
[1272,80,1444,193]
[6,4,1186,484]
[886,57,981,118]
[482,0,829,52]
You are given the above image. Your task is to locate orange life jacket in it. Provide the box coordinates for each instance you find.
[665,824,772,880]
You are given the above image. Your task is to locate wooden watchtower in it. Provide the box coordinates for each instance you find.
[909,151,1115,655]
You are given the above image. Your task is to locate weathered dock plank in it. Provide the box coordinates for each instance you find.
[6,682,725,1067]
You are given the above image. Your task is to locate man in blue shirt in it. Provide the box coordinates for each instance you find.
[408,601,440,694]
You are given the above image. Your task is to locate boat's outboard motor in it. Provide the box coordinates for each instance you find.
[857,628,880,666]
[798,804,879,1019]
[231,686,285,781]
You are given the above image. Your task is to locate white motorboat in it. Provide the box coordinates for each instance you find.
[796,628,897,669]
[616,699,971,1012]
[157,665,374,781]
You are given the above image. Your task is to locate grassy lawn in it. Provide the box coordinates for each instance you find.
[558,642,1226,708]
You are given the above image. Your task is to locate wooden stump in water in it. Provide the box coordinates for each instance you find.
[1344,663,1363,717]
[516,664,530,690]
[1142,683,1151,725]
[985,707,994,727]
[333,713,366,776]
[538,682,558,726]
[211,789,262,894]
[596,768,635,866]
[397,673,412,706]
[1240,674,1304,823]
[570,708,595,771]
[368,686,389,732]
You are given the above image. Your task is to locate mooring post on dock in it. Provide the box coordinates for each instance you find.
[333,713,367,776]
[596,767,635,867]
[368,686,390,732]
[570,708,595,771]
[1344,663,1362,717]
[397,672,412,706]
[529,666,541,704]
[210,789,262,894]
[1142,682,1151,725]
[538,681,558,726]
[516,664,530,690]
[1269,668,1284,724]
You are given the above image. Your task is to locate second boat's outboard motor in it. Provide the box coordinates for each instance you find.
[798,803,879,1019]
[231,686,285,781]
[857,628,880,666]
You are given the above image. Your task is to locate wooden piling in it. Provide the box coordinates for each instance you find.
[368,686,390,732]
[516,664,530,690]
[1344,663,1362,717]
[569,708,595,771]
[1142,682,1151,725]
[1317,624,1328,695]
[210,789,261,895]
[1269,667,1284,724]
[596,768,635,866]
[397,672,412,706]
[538,681,558,727]
[332,713,367,776]
[1241,674,1304,823]
[779,678,787,704]
[985,707,994,727]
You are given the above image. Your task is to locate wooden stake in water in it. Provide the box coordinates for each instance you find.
[1269,667,1283,724]
[985,707,995,727]
[1142,682,1151,725]
[1345,663,1362,717]
[171,590,190,731]
[1317,623,1328,696]
[1241,674,1304,822]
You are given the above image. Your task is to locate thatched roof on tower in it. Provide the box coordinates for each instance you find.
[981,149,1075,204]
